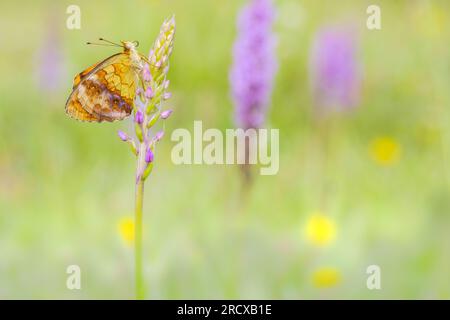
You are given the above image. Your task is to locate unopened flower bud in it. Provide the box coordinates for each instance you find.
[160,109,173,119]
[163,80,170,89]
[145,87,154,99]
[118,130,129,142]
[135,109,144,124]
[142,66,152,82]
[155,130,164,141]
[145,147,154,163]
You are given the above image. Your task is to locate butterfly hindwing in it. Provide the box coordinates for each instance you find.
[65,53,137,122]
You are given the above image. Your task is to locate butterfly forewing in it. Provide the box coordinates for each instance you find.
[65,53,137,122]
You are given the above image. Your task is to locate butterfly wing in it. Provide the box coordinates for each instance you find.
[65,53,137,122]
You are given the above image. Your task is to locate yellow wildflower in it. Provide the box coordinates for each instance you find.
[369,136,401,166]
[312,267,342,288]
[118,217,135,246]
[305,213,336,247]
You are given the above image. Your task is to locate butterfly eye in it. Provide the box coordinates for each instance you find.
[133,40,139,47]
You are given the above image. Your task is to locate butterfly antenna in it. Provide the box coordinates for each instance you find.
[86,42,119,47]
[98,38,123,47]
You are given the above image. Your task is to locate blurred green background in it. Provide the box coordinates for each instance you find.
[0,0,449,299]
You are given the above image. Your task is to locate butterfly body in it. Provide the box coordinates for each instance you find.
[66,41,144,122]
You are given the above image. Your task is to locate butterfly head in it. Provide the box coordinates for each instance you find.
[121,40,143,70]
[121,41,139,52]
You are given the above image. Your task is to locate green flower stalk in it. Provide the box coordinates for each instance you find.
[65,15,175,299]
[119,16,176,299]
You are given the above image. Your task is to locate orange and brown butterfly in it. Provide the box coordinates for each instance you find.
[65,39,150,122]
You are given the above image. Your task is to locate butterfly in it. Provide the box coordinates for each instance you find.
[65,39,149,122]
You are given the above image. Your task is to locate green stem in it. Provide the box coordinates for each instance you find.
[135,139,147,300]
[133,80,152,300]
[135,178,144,299]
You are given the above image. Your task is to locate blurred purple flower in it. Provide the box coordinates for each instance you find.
[230,0,277,129]
[35,20,66,92]
[309,25,362,113]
